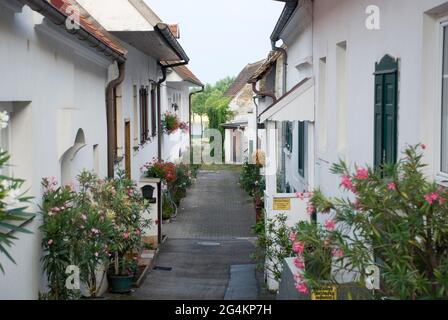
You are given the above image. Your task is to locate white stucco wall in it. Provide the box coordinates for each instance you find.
[110,40,159,180]
[162,75,196,163]
[312,0,448,216]
[0,5,112,299]
[274,0,314,194]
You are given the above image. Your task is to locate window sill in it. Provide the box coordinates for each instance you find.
[435,173,448,187]
[283,147,292,159]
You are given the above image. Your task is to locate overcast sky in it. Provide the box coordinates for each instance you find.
[145,0,284,85]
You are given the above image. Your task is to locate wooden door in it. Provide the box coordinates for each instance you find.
[125,121,131,178]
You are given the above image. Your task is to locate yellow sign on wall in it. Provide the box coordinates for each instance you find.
[273,198,291,211]
[311,285,337,300]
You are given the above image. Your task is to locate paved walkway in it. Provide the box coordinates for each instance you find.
[135,169,258,300]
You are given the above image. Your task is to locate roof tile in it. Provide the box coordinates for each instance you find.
[224,60,266,97]
[48,0,126,57]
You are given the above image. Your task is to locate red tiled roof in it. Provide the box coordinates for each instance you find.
[48,0,126,57]
[248,50,282,83]
[224,60,265,97]
[173,65,203,86]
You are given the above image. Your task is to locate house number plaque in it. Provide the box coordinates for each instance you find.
[311,285,337,300]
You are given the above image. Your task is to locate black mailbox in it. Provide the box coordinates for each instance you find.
[141,185,155,200]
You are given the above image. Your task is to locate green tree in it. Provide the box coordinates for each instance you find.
[191,77,234,161]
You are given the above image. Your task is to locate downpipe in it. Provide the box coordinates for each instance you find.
[106,62,126,178]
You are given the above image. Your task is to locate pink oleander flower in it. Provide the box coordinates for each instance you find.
[94,252,99,258]
[424,192,440,205]
[332,248,344,258]
[136,229,141,236]
[340,175,354,191]
[421,144,427,150]
[294,273,303,282]
[295,282,308,295]
[295,192,304,200]
[123,232,130,239]
[91,228,100,235]
[48,239,53,245]
[324,219,336,231]
[306,203,315,215]
[387,182,396,191]
[288,232,296,242]
[292,241,305,255]
[355,168,369,180]
[294,257,305,270]
[439,197,446,205]
[81,214,87,221]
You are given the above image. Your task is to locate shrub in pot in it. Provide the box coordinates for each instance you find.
[105,170,151,293]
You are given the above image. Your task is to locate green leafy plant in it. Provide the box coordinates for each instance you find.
[104,170,151,277]
[298,144,448,299]
[40,170,151,299]
[0,149,33,273]
[252,213,294,282]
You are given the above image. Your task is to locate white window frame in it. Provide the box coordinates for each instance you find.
[0,103,13,176]
[435,18,448,185]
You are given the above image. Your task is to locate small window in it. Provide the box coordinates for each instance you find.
[0,111,11,176]
[298,121,305,177]
[151,86,157,137]
[139,87,149,143]
[285,122,293,152]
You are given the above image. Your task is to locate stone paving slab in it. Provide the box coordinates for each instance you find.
[224,264,258,300]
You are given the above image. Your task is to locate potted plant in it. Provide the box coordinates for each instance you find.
[161,112,180,135]
[106,170,151,293]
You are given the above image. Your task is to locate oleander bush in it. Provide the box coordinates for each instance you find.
[292,144,448,300]
[40,170,151,299]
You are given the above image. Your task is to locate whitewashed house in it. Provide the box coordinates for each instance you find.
[161,64,203,163]
[75,0,199,246]
[0,0,126,299]
[252,0,448,293]
[222,60,264,164]
[312,0,448,201]
[0,0,198,299]
[76,0,193,176]
[249,0,314,291]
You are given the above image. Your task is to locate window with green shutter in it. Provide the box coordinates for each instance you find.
[374,55,398,169]
[298,121,305,177]
[285,121,293,152]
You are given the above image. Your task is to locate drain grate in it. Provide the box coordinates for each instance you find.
[197,241,221,246]
[153,266,172,271]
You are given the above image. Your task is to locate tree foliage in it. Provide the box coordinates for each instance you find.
[192,78,234,123]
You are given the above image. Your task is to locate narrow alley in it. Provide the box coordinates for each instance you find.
[135,168,260,300]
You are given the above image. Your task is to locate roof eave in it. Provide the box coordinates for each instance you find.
[270,0,298,45]
[23,0,126,63]
[155,23,189,63]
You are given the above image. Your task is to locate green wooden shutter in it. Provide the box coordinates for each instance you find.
[383,73,398,164]
[374,55,398,168]
[298,121,305,177]
[374,75,383,168]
